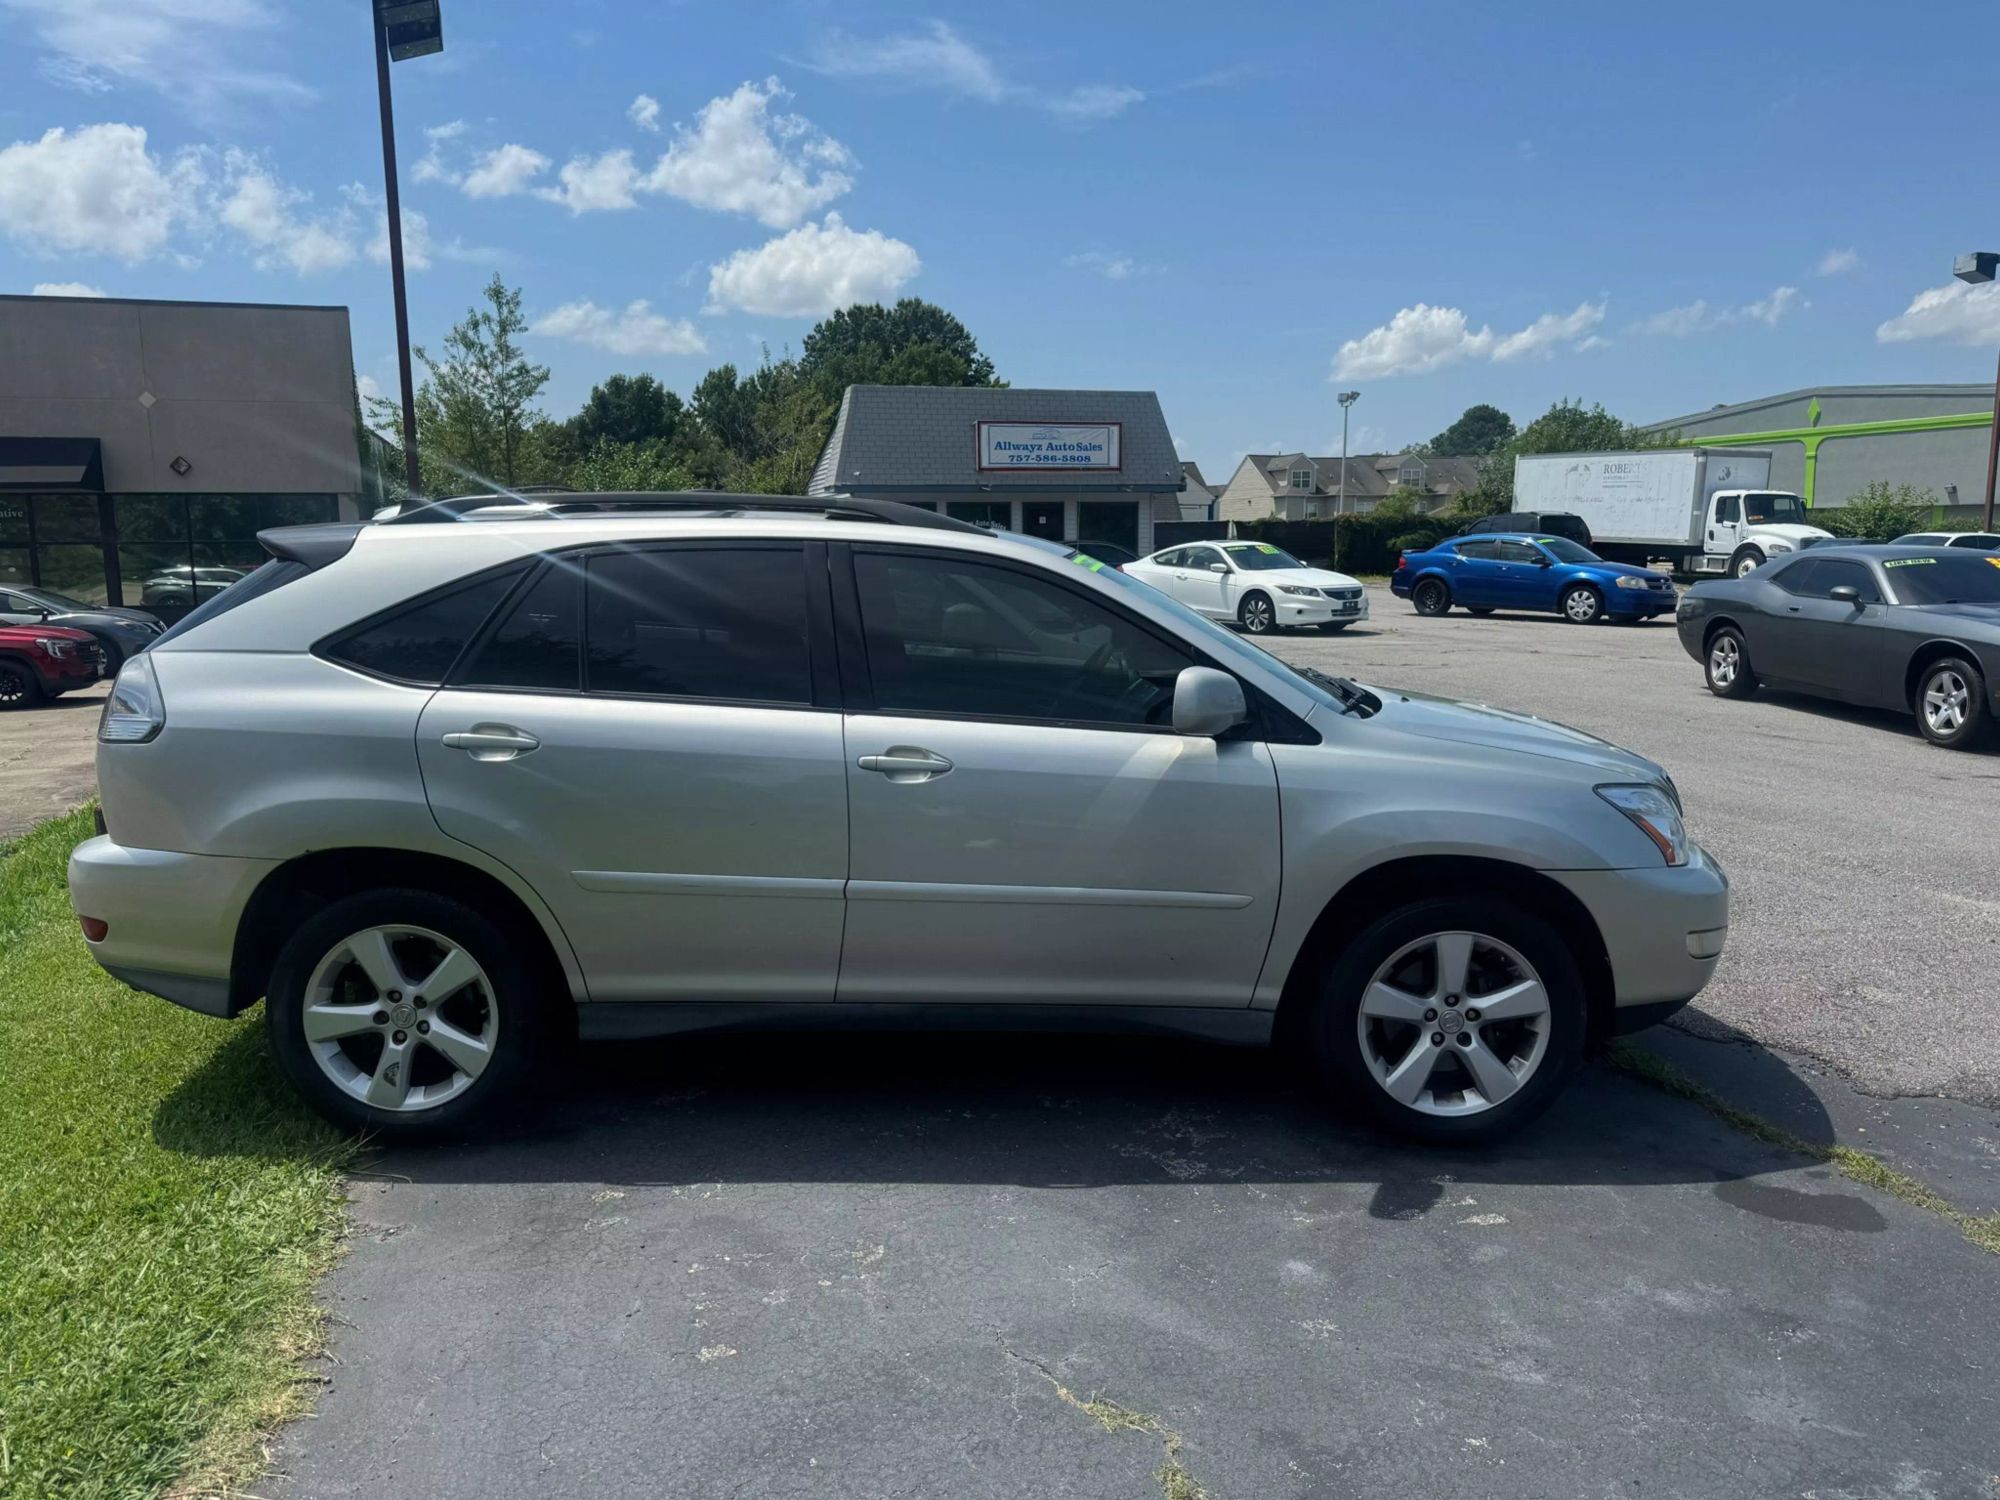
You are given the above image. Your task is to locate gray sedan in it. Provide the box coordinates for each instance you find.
[1676,545,2000,748]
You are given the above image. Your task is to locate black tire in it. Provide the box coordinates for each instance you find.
[1728,546,1764,579]
[266,887,554,1137]
[1703,625,1758,699]
[1559,584,1604,624]
[1913,655,1993,750]
[96,638,124,676]
[1411,578,1451,616]
[1305,896,1586,1145]
[1467,607,1495,616]
[0,658,43,710]
[1237,591,1276,634]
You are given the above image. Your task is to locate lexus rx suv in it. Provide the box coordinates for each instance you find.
[70,493,1728,1143]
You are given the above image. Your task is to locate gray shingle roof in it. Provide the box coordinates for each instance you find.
[810,385,1185,494]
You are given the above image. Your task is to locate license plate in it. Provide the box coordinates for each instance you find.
[1337,600,1359,613]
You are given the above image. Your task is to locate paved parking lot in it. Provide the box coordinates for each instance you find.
[259,583,1999,1499]
[0,680,106,842]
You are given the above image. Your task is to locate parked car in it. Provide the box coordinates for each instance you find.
[1461,511,1593,547]
[71,492,1726,1144]
[1070,539,1139,569]
[0,621,103,707]
[1887,531,2000,550]
[140,566,246,607]
[1678,544,2000,749]
[1391,534,1678,624]
[1124,540,1369,633]
[0,586,162,672]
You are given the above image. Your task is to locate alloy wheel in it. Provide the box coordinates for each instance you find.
[1354,930,1552,1117]
[1709,636,1738,687]
[300,924,498,1113]
[0,666,26,706]
[1241,595,1273,633]
[1923,669,1970,736]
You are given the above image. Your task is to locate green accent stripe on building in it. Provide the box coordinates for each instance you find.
[1670,411,1993,504]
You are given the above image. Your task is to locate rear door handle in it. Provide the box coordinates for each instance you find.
[857,748,953,782]
[442,726,541,760]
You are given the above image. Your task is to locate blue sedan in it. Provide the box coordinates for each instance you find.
[1390,533,1677,624]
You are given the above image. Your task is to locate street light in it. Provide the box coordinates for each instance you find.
[372,0,444,504]
[1954,250,1998,530]
[1336,391,1360,517]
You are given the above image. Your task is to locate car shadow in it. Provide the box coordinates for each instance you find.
[155,1022,1837,1213]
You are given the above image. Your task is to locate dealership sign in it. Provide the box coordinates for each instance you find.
[976,421,1121,471]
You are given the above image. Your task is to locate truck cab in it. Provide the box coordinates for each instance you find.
[1702,490,1830,578]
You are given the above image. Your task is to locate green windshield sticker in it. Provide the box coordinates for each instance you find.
[1883,557,1937,568]
[1256,543,1280,554]
[1071,554,1105,572]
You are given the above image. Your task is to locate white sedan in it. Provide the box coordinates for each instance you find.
[1125,541,1370,634]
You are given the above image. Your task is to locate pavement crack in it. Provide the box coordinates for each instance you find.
[996,1341,1218,1500]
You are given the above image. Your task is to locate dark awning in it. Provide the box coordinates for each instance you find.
[0,436,104,491]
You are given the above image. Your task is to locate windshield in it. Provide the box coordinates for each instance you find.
[1884,554,2000,605]
[1535,538,1600,564]
[1223,543,1306,571]
[23,588,91,610]
[1742,492,1807,526]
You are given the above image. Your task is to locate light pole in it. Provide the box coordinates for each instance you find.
[373,1,444,504]
[1336,390,1360,516]
[1954,250,1998,530]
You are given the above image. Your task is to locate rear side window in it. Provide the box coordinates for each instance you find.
[325,566,524,685]
[1453,540,1498,560]
[585,546,810,704]
[455,560,582,692]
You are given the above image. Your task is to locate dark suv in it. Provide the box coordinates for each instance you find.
[1463,512,1592,546]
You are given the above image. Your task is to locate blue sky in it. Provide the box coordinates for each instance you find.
[3,0,1998,482]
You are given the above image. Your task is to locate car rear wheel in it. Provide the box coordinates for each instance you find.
[1412,579,1451,616]
[0,659,42,710]
[1560,584,1604,624]
[1307,896,1585,1145]
[1237,592,1276,634]
[1914,657,1992,750]
[1705,626,1758,698]
[266,888,550,1136]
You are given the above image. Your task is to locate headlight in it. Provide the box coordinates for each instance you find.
[1613,575,1650,590]
[1278,585,1322,597]
[1764,541,1794,554]
[1597,783,1688,866]
[35,636,77,659]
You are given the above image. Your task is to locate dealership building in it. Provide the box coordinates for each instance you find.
[810,385,1189,556]
[1644,383,1995,520]
[0,293,366,620]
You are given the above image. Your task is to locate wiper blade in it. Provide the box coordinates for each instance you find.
[1299,664,1370,712]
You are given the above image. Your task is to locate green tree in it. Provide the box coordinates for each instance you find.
[1817,481,1936,540]
[569,373,684,449]
[1514,398,1645,455]
[798,299,1000,398]
[1428,403,1516,457]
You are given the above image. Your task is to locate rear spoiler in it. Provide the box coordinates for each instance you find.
[256,522,365,570]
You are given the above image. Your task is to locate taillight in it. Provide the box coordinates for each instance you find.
[79,916,108,941]
[1396,552,1408,571]
[100,653,165,744]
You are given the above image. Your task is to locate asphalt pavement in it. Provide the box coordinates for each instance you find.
[0,679,106,841]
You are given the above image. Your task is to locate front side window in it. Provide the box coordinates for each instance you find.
[1494,541,1543,564]
[853,551,1193,727]
[1714,496,1740,524]
[1184,547,1223,570]
[1807,560,1882,602]
[326,566,526,685]
[585,547,810,704]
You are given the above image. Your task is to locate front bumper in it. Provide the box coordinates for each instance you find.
[67,836,277,1017]
[1548,842,1728,1023]
[1280,595,1370,626]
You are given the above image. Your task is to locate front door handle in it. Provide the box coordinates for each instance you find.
[857,748,953,783]
[442,725,541,761]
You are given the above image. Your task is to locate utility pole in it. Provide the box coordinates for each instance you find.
[1952,251,1998,529]
[1334,390,1359,568]
[372,2,445,505]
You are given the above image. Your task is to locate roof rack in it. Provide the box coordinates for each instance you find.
[381,490,984,534]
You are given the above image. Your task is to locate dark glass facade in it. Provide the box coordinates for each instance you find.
[0,493,338,619]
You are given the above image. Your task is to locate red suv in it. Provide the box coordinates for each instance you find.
[0,623,103,708]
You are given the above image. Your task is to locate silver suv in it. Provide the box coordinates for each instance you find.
[70,493,1727,1143]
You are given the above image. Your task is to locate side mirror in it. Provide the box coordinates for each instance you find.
[1209,562,1228,574]
[1535,557,1553,567]
[1828,584,1861,607]
[1171,666,1248,737]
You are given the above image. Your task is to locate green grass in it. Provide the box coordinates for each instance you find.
[0,808,353,1499]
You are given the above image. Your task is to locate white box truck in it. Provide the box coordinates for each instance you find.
[1512,448,1831,578]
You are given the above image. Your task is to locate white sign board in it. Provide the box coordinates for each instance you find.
[977,421,1121,471]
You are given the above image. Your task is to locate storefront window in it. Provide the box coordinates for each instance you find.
[0,498,27,588]
[1076,501,1139,555]
[946,501,1013,530]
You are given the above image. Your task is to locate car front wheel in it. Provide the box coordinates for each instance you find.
[1729,547,1764,579]
[1915,657,1992,750]
[1308,896,1585,1144]
[266,888,549,1136]
[0,659,42,709]
[1237,592,1275,634]
[1560,584,1603,624]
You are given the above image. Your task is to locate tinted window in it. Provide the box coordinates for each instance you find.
[1949,534,2000,549]
[585,547,809,703]
[853,551,1193,727]
[327,566,524,684]
[1494,541,1542,564]
[1884,554,2000,605]
[1768,556,1822,594]
[1895,534,1944,546]
[1536,538,1600,564]
[1453,540,1499,560]
[1806,560,1882,603]
[1715,496,1739,523]
[456,559,582,691]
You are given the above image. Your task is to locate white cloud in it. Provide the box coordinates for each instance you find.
[1876,280,2000,346]
[356,372,384,402]
[462,143,551,199]
[803,21,1142,123]
[413,120,469,185]
[537,149,640,214]
[705,213,920,317]
[629,94,661,132]
[1633,285,1801,337]
[2,0,312,117]
[644,78,854,228]
[354,192,431,272]
[1064,249,1160,280]
[0,123,197,263]
[33,281,106,297]
[1333,299,1606,378]
[532,298,707,356]
[1816,247,1861,277]
[215,152,356,275]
